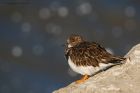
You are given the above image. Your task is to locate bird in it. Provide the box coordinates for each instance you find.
[64,34,126,84]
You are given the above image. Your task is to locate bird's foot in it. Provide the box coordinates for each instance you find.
[75,74,89,84]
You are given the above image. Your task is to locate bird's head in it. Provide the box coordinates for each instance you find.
[66,34,84,48]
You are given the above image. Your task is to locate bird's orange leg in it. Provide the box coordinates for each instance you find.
[75,74,89,84]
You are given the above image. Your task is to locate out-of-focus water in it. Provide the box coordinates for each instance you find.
[0,0,140,92]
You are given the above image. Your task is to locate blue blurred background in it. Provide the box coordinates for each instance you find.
[0,0,140,93]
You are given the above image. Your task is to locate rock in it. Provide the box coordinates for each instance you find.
[53,44,140,93]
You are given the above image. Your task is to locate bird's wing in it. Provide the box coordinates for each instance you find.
[69,42,113,67]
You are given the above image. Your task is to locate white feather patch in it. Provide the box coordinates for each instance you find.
[68,44,72,48]
[68,57,113,75]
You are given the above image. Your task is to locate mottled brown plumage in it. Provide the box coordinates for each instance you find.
[65,34,125,83]
[65,34,125,67]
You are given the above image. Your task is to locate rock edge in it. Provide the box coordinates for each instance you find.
[53,44,140,93]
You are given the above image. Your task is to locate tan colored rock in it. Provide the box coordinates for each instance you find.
[53,44,140,93]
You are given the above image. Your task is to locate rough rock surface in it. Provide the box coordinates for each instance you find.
[53,44,140,93]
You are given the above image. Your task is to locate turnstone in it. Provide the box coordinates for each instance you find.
[65,34,125,84]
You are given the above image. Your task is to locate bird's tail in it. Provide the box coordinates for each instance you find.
[112,56,126,61]
[109,56,126,64]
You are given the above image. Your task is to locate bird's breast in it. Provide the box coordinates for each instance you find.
[68,56,99,75]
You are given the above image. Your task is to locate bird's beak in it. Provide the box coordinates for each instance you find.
[61,43,68,47]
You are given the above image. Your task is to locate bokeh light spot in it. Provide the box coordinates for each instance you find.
[46,23,62,35]
[124,6,136,17]
[39,8,51,19]
[57,7,69,17]
[76,2,92,16]
[12,46,23,57]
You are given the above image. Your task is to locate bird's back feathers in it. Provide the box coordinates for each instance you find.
[65,41,125,67]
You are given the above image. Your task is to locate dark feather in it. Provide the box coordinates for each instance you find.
[64,46,69,60]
